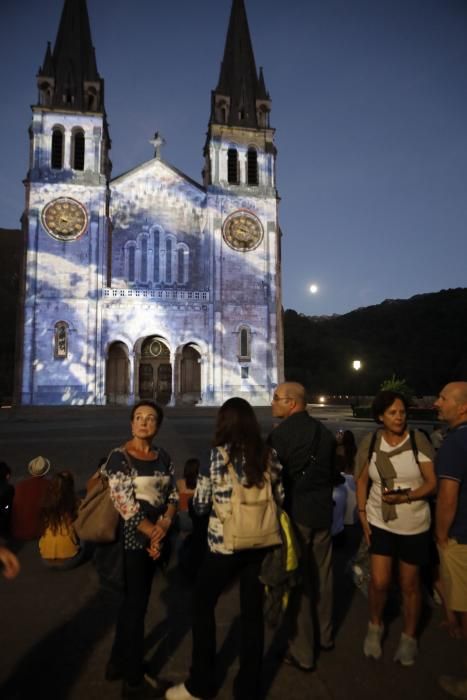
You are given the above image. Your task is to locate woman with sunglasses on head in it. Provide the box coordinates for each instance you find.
[104,400,178,699]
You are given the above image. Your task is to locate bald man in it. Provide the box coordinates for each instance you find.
[434,382,467,698]
[269,382,336,671]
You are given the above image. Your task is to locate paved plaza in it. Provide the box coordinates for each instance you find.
[0,406,459,699]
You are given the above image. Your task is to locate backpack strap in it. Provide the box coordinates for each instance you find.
[367,430,379,463]
[309,421,322,465]
[409,430,420,466]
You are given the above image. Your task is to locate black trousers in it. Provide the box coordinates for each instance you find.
[186,548,266,700]
[109,548,157,685]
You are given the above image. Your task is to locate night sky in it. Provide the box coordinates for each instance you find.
[1,0,467,315]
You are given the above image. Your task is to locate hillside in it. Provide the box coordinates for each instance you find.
[284,288,467,395]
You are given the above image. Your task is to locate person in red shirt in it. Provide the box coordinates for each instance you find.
[10,456,51,540]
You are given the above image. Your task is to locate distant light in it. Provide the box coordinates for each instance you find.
[352,360,362,371]
[319,396,326,404]
[309,284,318,294]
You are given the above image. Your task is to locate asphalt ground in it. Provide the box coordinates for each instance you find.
[0,405,459,700]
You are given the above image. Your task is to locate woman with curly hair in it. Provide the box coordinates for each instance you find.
[39,470,85,569]
[355,391,436,666]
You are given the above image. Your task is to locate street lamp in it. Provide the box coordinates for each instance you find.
[352,360,362,408]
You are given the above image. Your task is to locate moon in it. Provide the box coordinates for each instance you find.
[309,284,319,294]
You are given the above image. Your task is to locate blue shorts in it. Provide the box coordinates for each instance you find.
[369,524,431,567]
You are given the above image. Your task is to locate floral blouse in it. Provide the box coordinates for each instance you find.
[104,446,178,551]
[193,445,284,555]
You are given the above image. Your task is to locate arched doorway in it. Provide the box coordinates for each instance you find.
[106,342,129,405]
[179,344,201,404]
[138,336,172,405]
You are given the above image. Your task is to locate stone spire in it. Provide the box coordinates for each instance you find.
[211,0,271,129]
[36,0,105,112]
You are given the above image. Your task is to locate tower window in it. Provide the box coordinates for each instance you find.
[51,128,64,170]
[238,326,251,361]
[227,148,239,185]
[54,321,69,359]
[247,148,258,186]
[72,129,85,170]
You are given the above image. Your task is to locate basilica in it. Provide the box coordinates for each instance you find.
[17,0,283,406]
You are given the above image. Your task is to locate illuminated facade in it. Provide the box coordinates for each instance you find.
[18,0,284,406]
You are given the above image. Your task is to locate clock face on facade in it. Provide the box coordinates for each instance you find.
[222,210,263,252]
[41,197,88,240]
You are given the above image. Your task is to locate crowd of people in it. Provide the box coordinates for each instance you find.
[1,381,466,700]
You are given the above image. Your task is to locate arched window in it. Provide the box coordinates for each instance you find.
[140,236,148,283]
[153,229,160,283]
[238,326,251,361]
[51,128,64,169]
[125,243,136,283]
[177,244,189,284]
[54,321,68,359]
[71,129,85,170]
[227,148,239,185]
[166,237,173,283]
[247,148,258,186]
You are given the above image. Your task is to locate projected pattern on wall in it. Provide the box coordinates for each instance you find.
[19,0,284,406]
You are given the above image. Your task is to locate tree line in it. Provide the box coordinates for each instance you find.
[284,288,467,397]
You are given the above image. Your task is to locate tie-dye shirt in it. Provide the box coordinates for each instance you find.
[193,445,284,555]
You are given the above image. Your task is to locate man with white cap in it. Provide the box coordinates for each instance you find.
[11,456,51,540]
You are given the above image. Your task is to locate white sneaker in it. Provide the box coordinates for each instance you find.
[165,683,201,700]
[393,633,417,666]
[363,622,383,659]
[439,675,467,699]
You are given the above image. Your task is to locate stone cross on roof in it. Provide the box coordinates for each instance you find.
[149,132,166,159]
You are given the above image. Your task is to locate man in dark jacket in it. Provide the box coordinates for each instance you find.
[269,382,336,671]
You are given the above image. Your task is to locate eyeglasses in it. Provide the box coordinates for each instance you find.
[272,394,291,402]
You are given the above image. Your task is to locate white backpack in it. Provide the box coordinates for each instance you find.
[213,447,282,551]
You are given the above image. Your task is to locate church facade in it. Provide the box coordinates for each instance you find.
[18,0,284,406]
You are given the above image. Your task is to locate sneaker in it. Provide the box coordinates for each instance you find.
[106,661,154,684]
[282,651,314,672]
[165,683,201,700]
[393,633,417,667]
[439,675,467,699]
[122,677,167,698]
[363,622,383,660]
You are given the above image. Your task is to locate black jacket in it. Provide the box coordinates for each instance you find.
[268,411,336,529]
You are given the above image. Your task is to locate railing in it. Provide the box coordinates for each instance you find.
[103,288,209,302]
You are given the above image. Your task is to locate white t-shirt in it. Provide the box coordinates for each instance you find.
[366,434,431,535]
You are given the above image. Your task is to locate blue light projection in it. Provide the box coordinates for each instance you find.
[18,1,283,408]
[20,142,282,406]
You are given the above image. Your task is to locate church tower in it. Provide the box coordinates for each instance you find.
[204,0,284,403]
[19,0,111,404]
